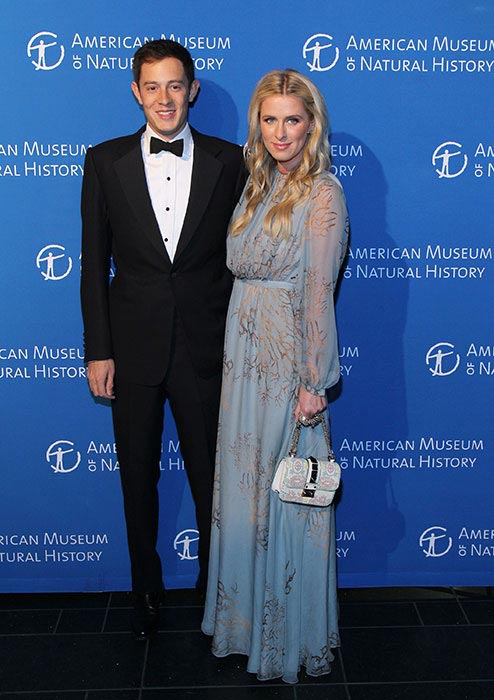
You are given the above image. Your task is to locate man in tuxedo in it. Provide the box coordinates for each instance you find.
[80,40,245,638]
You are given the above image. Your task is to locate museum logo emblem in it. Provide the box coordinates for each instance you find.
[36,245,73,280]
[303,34,339,72]
[27,32,65,71]
[173,529,199,560]
[432,142,468,179]
[419,526,453,558]
[46,440,81,474]
[426,342,460,376]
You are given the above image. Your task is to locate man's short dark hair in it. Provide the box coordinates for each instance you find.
[133,39,195,86]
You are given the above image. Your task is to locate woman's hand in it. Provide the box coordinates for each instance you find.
[294,386,327,423]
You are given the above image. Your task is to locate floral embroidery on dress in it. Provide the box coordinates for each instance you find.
[212,580,252,657]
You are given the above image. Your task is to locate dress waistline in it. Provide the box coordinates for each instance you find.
[235,277,295,291]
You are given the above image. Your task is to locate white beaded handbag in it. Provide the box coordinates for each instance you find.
[271,412,341,507]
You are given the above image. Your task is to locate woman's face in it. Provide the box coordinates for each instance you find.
[259,94,314,173]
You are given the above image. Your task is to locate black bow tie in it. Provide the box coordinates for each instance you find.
[150,137,184,157]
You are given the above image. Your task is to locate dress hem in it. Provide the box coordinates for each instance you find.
[204,637,341,684]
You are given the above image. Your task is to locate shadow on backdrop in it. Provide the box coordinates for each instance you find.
[190,79,241,144]
[331,132,408,579]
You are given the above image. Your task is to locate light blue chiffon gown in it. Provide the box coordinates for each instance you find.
[202,171,349,684]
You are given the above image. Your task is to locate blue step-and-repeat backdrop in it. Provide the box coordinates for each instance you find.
[1,0,493,592]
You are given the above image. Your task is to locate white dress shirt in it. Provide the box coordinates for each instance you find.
[141,123,194,262]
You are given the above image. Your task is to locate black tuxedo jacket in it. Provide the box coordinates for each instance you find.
[81,126,245,384]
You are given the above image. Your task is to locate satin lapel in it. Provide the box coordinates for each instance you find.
[113,137,171,264]
[174,135,223,261]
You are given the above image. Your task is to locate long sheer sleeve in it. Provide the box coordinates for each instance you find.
[293,175,349,395]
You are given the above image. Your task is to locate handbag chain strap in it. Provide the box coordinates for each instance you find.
[288,412,336,461]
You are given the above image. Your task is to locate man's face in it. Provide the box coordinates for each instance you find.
[131,57,199,140]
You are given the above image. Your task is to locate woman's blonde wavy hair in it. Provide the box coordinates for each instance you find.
[230,69,331,239]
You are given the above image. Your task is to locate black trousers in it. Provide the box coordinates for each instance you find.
[111,318,221,593]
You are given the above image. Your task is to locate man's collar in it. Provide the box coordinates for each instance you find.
[144,124,193,159]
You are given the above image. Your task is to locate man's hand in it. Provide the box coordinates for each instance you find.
[87,359,115,399]
[294,386,327,423]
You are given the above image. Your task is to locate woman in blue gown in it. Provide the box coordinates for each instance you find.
[202,69,349,684]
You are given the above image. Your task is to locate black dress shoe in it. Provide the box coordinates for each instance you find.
[131,592,161,640]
